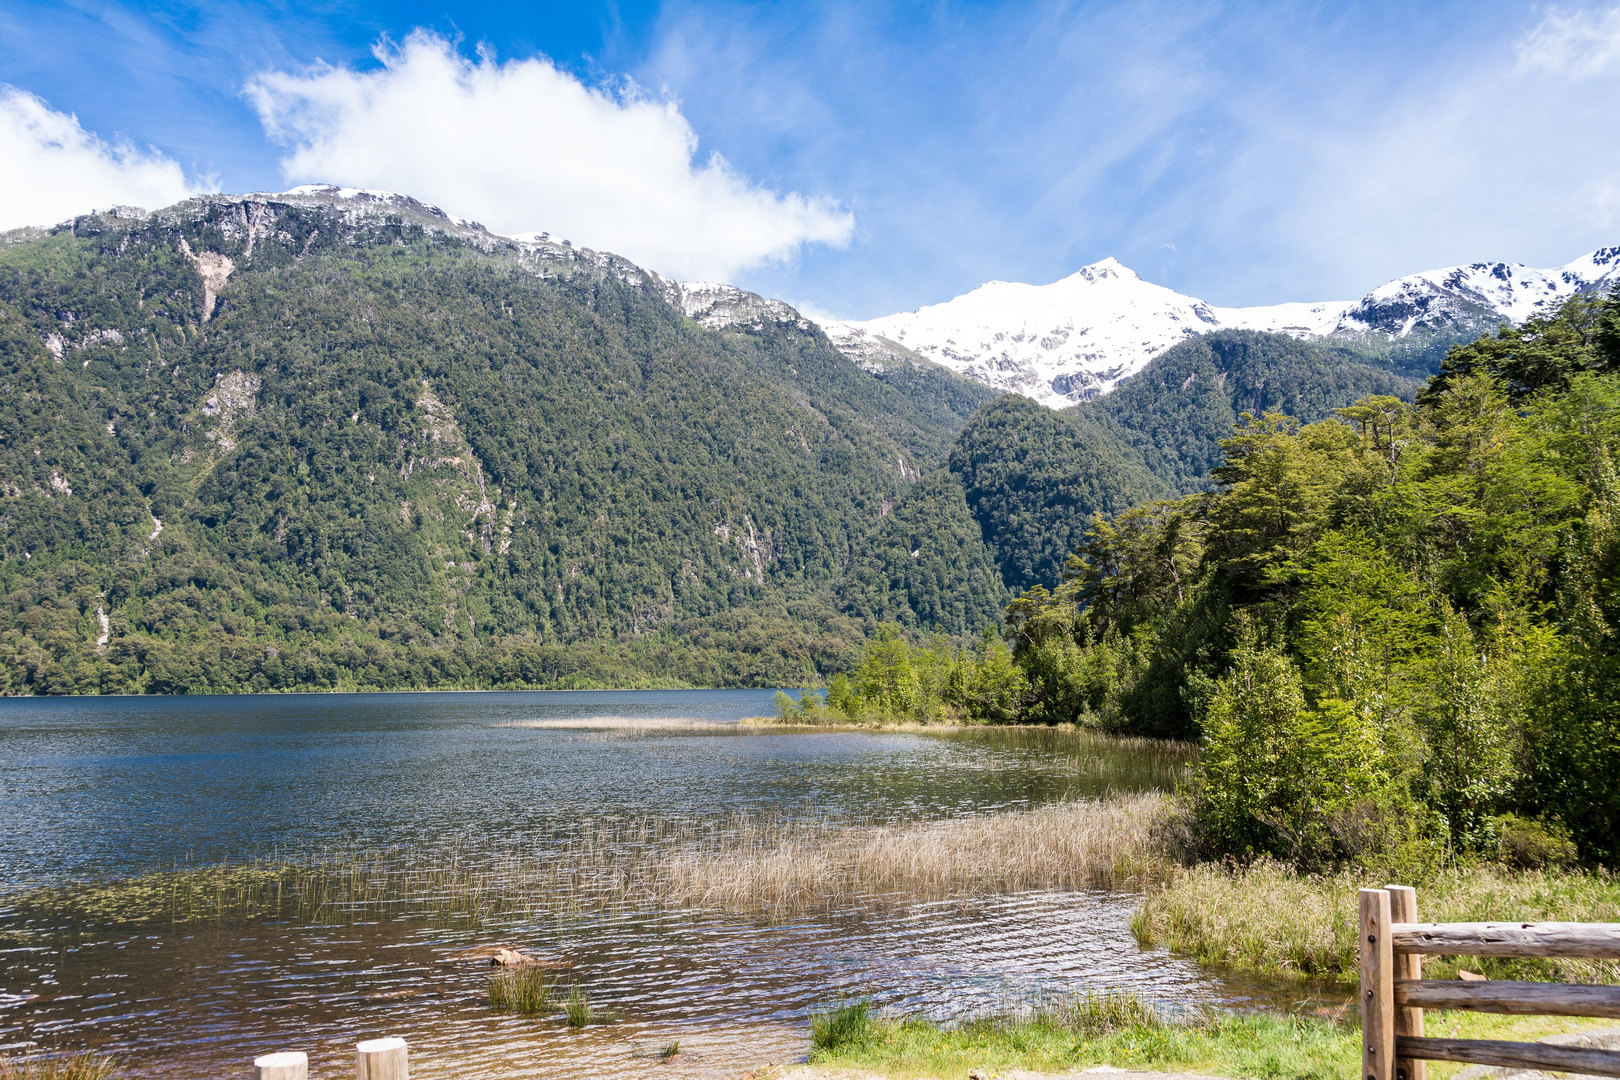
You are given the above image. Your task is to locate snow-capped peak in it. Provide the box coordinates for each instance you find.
[816,250,1619,408]
[821,257,1237,406]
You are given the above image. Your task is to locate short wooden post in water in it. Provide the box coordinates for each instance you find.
[1361,888,1395,1080]
[356,1037,408,1080]
[253,1051,308,1080]
[1387,884,1426,1080]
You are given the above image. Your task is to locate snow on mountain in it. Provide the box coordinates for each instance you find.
[818,249,1620,409]
[670,281,814,332]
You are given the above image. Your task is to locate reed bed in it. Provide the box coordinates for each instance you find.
[657,794,1167,912]
[1131,859,1620,984]
[4,796,1168,933]
[0,1054,118,1080]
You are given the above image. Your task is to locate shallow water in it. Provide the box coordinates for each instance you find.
[0,690,1305,1080]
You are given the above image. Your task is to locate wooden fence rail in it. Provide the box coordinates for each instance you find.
[1360,886,1620,1080]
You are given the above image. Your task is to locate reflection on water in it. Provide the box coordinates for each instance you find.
[9,892,1278,1080]
[0,691,1223,1079]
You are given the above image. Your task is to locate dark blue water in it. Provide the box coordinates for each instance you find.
[0,690,1183,888]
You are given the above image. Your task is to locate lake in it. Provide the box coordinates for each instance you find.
[0,690,1282,1080]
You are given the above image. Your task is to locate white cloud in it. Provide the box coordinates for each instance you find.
[0,87,203,231]
[245,32,854,282]
[1519,5,1620,77]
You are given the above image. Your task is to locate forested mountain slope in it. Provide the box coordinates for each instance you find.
[940,330,1418,595]
[1072,330,1421,491]
[0,191,997,692]
[0,190,1450,694]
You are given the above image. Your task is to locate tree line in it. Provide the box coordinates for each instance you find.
[813,288,1620,867]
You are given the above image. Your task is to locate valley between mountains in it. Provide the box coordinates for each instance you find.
[0,186,1607,694]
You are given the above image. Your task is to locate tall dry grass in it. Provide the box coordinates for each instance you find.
[657,794,1167,912]
[1132,859,1620,984]
[8,796,1169,931]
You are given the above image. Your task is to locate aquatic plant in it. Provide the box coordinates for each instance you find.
[486,965,555,1015]
[4,795,1172,932]
[0,1053,119,1080]
[658,1041,680,1061]
[562,986,594,1027]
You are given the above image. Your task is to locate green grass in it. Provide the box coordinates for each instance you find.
[808,992,1614,1080]
[0,1053,119,1080]
[486,966,555,1015]
[812,999,878,1054]
[1132,860,1620,984]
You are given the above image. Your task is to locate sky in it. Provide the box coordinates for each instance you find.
[2,1,1619,319]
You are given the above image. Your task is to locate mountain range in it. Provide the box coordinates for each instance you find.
[0,184,1579,692]
[819,249,1620,408]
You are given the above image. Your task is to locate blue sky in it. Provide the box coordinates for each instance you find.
[2,1,1619,318]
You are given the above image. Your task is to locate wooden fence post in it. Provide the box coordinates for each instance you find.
[355,1037,408,1080]
[1388,884,1426,1080]
[1361,888,1395,1080]
[253,1052,307,1080]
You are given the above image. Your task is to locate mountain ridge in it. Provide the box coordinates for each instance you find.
[819,248,1620,408]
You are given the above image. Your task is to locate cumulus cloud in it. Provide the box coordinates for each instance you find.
[0,87,203,231]
[245,32,854,282]
[1519,5,1620,77]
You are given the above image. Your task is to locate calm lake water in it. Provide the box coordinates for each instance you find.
[0,691,1307,1080]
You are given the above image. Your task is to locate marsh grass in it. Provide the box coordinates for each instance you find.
[810,999,877,1053]
[1041,989,1165,1036]
[561,985,596,1027]
[486,965,555,1015]
[1132,859,1620,983]
[5,796,1168,933]
[0,1054,118,1080]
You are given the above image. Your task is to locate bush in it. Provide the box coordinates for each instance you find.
[1494,814,1579,870]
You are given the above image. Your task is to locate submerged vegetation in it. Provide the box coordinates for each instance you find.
[3,795,1166,933]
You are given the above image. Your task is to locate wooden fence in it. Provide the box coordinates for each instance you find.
[1359,886,1620,1080]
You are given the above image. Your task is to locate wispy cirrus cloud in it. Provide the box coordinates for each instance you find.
[1519,5,1620,76]
[245,31,853,282]
[638,1,1620,314]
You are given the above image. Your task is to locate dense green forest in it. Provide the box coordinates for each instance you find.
[814,289,1620,865]
[0,189,1463,695]
[0,193,1011,692]
[943,332,1418,593]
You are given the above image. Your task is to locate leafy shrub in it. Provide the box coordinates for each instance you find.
[1494,814,1579,870]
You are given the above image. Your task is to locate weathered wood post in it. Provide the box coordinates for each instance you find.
[253,1051,308,1080]
[1361,888,1395,1080]
[1387,884,1425,1080]
[356,1037,408,1080]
